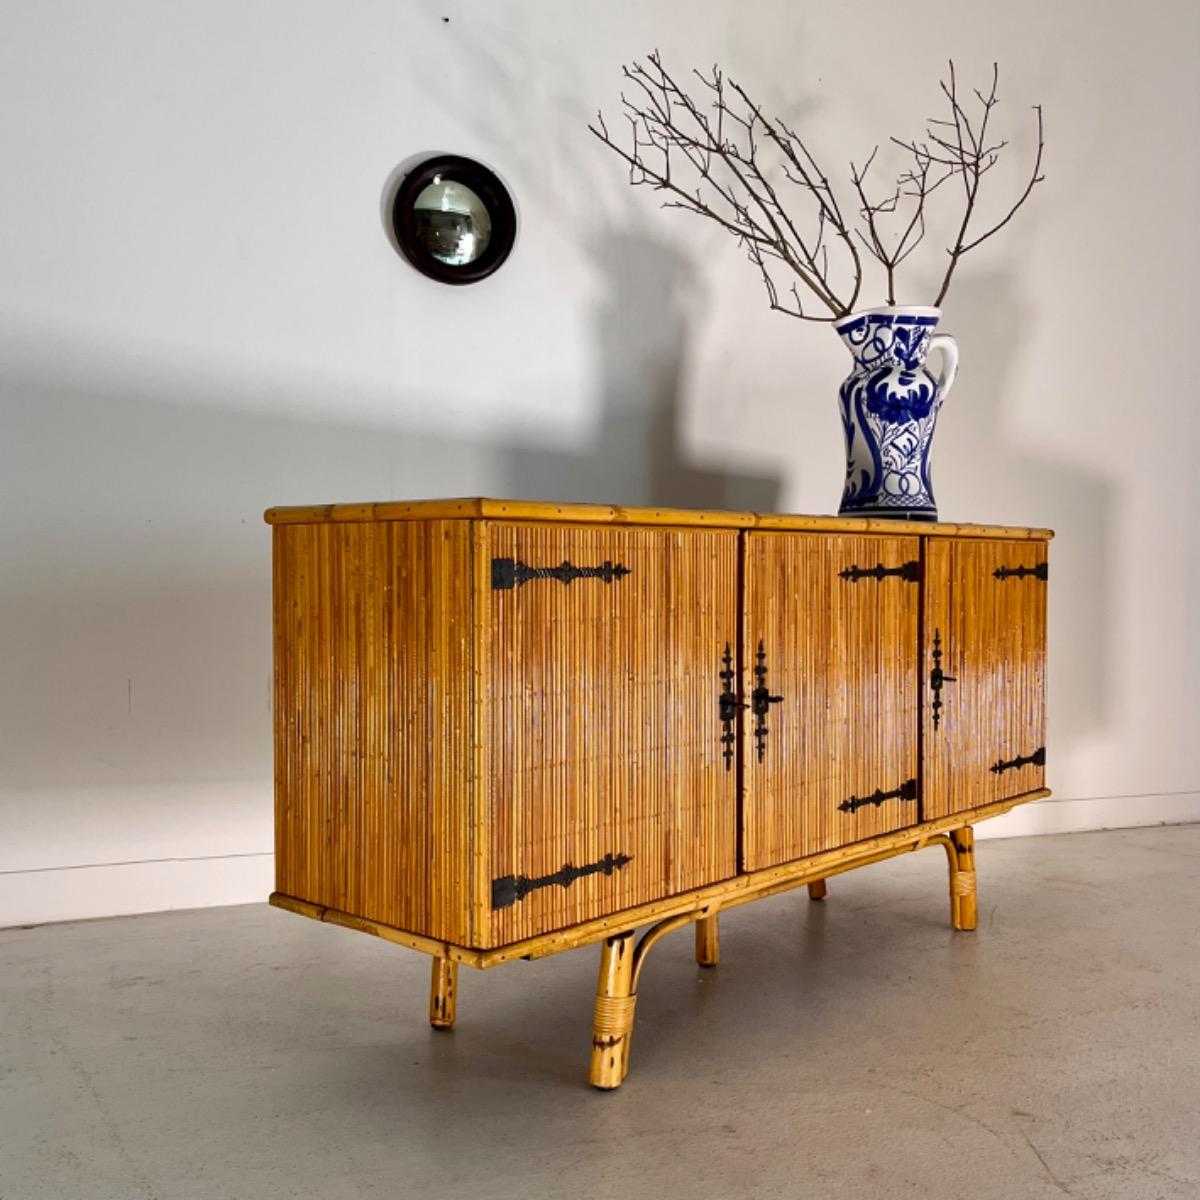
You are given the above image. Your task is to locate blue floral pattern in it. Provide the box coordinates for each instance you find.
[836,309,952,520]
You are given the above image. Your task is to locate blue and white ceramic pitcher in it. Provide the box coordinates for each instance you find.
[835,305,959,522]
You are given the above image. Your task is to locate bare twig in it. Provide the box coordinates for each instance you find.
[588,51,859,320]
[894,61,1046,306]
[590,53,1045,317]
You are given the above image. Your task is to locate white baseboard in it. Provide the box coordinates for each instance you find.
[0,853,273,929]
[2,792,1196,930]
[975,791,1200,839]
[0,779,273,927]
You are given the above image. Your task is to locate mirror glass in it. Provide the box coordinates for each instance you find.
[412,179,493,266]
[391,155,516,283]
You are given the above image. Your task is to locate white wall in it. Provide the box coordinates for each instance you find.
[2,1,1197,926]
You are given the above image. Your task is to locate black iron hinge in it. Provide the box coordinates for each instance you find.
[492,852,633,910]
[717,642,745,773]
[990,747,1046,775]
[491,557,631,590]
[930,628,956,731]
[993,562,1048,581]
[839,778,918,814]
[751,640,783,763]
[839,561,921,584]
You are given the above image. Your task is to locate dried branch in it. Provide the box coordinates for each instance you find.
[588,51,860,320]
[590,53,1045,317]
[849,144,955,305]
[891,61,1046,306]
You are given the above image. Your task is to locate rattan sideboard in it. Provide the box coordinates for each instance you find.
[265,498,1050,1089]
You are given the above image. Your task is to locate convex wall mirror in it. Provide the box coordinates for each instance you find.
[391,155,517,284]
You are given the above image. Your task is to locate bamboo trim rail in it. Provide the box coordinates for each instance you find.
[269,787,1049,969]
[264,497,1054,541]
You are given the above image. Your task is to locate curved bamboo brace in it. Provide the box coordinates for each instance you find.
[926,829,977,929]
[926,832,956,864]
[588,908,721,1088]
[632,911,703,991]
[606,909,718,1087]
[586,829,979,1088]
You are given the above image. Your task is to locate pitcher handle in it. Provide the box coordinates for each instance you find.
[928,333,959,402]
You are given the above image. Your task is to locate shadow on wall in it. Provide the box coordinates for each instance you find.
[0,296,778,792]
[1,276,1112,834]
[392,13,781,511]
[3,10,784,800]
[503,229,779,512]
[937,272,1114,763]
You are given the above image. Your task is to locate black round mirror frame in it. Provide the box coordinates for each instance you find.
[391,155,517,285]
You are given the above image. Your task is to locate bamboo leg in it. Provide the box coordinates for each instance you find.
[589,932,636,1090]
[949,826,977,931]
[807,878,827,902]
[695,913,720,967]
[429,956,457,1029]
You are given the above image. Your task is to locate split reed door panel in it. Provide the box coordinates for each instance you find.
[922,539,1048,819]
[484,522,739,945]
[741,533,922,870]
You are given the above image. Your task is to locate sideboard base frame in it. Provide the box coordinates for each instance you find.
[270,788,1047,1089]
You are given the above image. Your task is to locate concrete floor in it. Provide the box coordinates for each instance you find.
[1,826,1197,1200]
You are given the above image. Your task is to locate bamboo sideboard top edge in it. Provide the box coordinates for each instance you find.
[263,498,1054,541]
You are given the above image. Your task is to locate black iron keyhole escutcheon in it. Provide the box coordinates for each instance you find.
[752,641,784,763]
[717,642,746,772]
[930,628,957,731]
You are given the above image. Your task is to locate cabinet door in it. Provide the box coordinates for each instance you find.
[742,532,921,871]
[485,522,738,945]
[923,539,1048,819]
